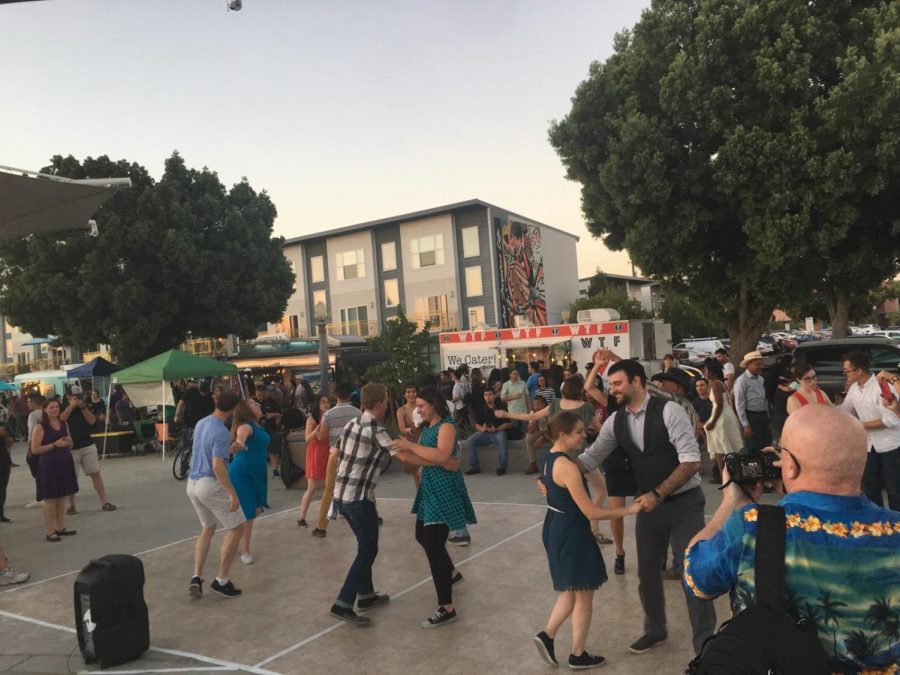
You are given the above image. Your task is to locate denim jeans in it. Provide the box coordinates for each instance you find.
[333,499,380,608]
[466,430,508,470]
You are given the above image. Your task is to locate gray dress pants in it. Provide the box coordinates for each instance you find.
[634,487,717,655]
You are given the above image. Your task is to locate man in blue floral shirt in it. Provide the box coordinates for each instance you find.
[684,405,900,673]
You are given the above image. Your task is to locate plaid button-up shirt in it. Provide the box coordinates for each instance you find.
[332,411,393,505]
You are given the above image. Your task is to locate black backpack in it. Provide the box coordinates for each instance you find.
[688,505,830,675]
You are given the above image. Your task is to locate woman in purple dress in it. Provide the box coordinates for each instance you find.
[30,399,78,541]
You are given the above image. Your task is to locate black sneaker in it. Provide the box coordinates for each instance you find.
[569,651,605,669]
[451,572,464,585]
[614,553,625,575]
[534,631,558,667]
[188,576,203,599]
[273,469,281,478]
[421,606,457,628]
[464,468,481,475]
[209,580,242,598]
[496,467,507,476]
[330,605,371,626]
[311,528,327,538]
[448,534,471,546]
[629,633,666,654]
[357,593,390,611]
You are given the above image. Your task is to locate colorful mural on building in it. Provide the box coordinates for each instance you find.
[496,218,546,326]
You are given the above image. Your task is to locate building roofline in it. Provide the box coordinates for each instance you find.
[282,199,580,245]
[578,273,658,285]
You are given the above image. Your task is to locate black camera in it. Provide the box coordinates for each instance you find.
[723,448,781,485]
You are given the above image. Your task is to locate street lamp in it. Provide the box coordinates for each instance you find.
[315,301,329,394]
[561,310,570,324]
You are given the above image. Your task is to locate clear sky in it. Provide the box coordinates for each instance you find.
[2,0,649,278]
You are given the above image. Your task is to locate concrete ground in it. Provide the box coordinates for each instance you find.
[0,438,734,674]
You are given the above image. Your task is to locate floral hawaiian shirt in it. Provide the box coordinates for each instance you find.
[684,492,900,673]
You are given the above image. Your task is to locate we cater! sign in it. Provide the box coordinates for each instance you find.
[443,350,499,370]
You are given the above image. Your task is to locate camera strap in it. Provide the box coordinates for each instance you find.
[753,504,787,613]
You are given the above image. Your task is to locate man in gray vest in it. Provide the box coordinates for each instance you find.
[578,359,716,657]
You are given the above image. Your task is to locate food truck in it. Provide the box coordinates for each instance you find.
[438,312,672,374]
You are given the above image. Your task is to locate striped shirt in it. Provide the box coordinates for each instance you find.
[332,411,393,505]
[323,402,361,448]
[534,387,557,403]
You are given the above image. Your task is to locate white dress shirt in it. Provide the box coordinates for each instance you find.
[839,374,900,453]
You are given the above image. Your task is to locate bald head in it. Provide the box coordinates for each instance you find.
[780,405,867,495]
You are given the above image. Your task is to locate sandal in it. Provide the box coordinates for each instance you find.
[102,503,117,511]
[55,529,77,537]
[66,506,77,515]
[46,533,61,542]
[297,519,308,527]
[594,532,614,545]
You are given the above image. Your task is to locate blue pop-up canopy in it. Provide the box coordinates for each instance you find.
[66,356,120,379]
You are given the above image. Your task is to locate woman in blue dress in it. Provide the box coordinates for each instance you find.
[391,386,476,629]
[533,411,641,670]
[229,398,270,565]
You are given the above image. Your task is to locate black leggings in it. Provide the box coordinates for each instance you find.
[415,520,453,606]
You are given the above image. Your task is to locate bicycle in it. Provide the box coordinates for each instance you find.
[172,426,194,481]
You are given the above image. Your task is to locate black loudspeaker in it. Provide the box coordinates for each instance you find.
[74,554,149,669]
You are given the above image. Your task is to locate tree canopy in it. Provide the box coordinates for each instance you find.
[0,153,295,364]
[364,308,435,402]
[550,0,900,356]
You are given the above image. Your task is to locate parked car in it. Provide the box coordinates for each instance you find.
[672,338,725,366]
[793,337,900,399]
[851,324,881,335]
[871,330,900,341]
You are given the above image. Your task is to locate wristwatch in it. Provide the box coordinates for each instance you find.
[651,488,663,501]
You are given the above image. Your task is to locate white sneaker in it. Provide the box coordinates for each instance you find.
[0,569,30,586]
[240,553,254,565]
[24,500,42,509]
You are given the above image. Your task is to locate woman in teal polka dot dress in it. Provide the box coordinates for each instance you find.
[391,387,476,629]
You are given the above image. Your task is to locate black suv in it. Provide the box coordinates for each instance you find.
[793,337,900,399]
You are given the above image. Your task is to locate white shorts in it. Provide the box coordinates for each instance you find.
[71,444,101,475]
[186,477,246,530]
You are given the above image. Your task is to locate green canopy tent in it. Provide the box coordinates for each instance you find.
[106,350,239,459]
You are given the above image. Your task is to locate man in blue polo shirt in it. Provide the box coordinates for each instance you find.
[186,391,245,600]
[684,405,900,672]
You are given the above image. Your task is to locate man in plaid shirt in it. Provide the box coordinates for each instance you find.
[329,383,395,626]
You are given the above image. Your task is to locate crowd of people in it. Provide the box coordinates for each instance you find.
[1,347,897,673]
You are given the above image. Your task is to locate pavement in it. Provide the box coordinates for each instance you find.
[0,438,738,674]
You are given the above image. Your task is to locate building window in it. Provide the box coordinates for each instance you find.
[384,279,399,307]
[462,226,480,258]
[289,315,300,338]
[465,265,483,297]
[336,249,365,280]
[467,306,486,328]
[339,306,369,337]
[411,234,445,269]
[415,295,450,330]
[381,242,397,271]
[310,255,325,284]
[313,290,327,316]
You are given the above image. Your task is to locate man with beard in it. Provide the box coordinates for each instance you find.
[576,359,716,658]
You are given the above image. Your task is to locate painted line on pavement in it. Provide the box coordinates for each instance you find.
[253,517,543,668]
[0,610,279,675]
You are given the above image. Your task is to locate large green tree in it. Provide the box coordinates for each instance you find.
[569,270,652,320]
[550,0,900,356]
[0,153,295,363]
[364,307,435,402]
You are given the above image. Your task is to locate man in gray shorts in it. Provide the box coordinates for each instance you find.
[186,391,245,599]
[60,386,116,514]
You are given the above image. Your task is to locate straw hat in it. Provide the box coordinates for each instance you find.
[740,351,764,368]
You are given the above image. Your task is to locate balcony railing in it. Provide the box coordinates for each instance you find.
[415,312,459,332]
[326,320,377,338]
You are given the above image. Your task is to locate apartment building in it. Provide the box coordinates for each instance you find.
[258,199,580,339]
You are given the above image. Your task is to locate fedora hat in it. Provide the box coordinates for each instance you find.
[651,367,693,393]
[740,351,764,368]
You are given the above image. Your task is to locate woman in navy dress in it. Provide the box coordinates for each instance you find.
[30,399,79,541]
[533,411,641,670]
[229,398,270,565]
